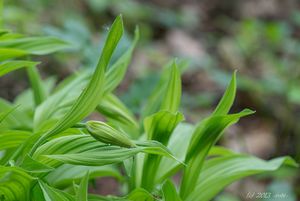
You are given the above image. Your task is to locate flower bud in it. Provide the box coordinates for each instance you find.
[86,121,136,148]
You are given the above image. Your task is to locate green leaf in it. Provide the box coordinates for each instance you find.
[142,111,184,189]
[39,180,74,201]
[33,135,106,167]
[76,171,89,201]
[0,60,39,77]
[180,109,255,198]
[104,26,139,93]
[162,180,182,201]
[127,188,154,201]
[20,155,54,173]
[86,120,136,148]
[87,188,154,201]
[41,147,139,166]
[33,72,89,132]
[0,105,19,125]
[29,15,124,155]
[155,123,194,184]
[45,164,122,188]
[156,123,235,184]
[96,93,139,139]
[142,59,187,117]
[0,166,34,201]
[26,66,46,106]
[43,142,176,167]
[186,155,298,201]
[144,111,184,144]
[0,130,31,150]
[0,36,70,55]
[160,61,181,113]
[0,48,27,61]
[33,134,177,167]
[212,71,237,116]
[0,99,31,129]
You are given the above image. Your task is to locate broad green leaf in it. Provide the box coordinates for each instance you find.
[33,72,89,131]
[76,171,89,201]
[43,141,176,167]
[180,109,255,198]
[208,146,235,156]
[34,22,137,133]
[39,180,74,201]
[0,36,70,55]
[33,134,177,167]
[155,123,194,184]
[20,155,54,173]
[98,94,137,127]
[29,15,124,155]
[86,120,136,148]
[156,123,235,184]
[26,66,46,106]
[0,130,31,150]
[0,166,34,201]
[162,180,182,201]
[88,194,125,201]
[212,71,237,116]
[0,99,31,129]
[144,111,184,144]
[96,93,139,139]
[186,155,298,201]
[0,29,9,36]
[14,76,57,114]
[0,32,22,40]
[87,188,153,201]
[0,48,27,61]
[160,61,181,113]
[127,188,154,201]
[0,105,19,125]
[0,60,38,77]
[45,164,122,188]
[142,59,187,117]
[41,147,144,166]
[142,111,184,189]
[33,135,106,167]
[104,27,139,93]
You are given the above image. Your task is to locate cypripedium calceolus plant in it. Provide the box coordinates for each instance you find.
[0,15,298,201]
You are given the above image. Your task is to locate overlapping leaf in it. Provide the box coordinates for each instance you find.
[162,180,182,201]
[39,180,74,201]
[76,171,89,201]
[0,130,31,150]
[45,164,122,188]
[26,66,47,106]
[0,166,34,201]
[29,15,124,155]
[142,59,187,117]
[96,93,139,139]
[186,155,298,201]
[33,134,177,168]
[0,36,70,55]
[0,60,38,77]
[180,72,254,198]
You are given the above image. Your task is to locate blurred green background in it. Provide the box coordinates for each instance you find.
[1,0,300,200]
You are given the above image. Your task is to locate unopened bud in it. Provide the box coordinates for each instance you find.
[86,121,136,148]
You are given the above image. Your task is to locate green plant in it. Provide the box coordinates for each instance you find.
[0,15,298,201]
